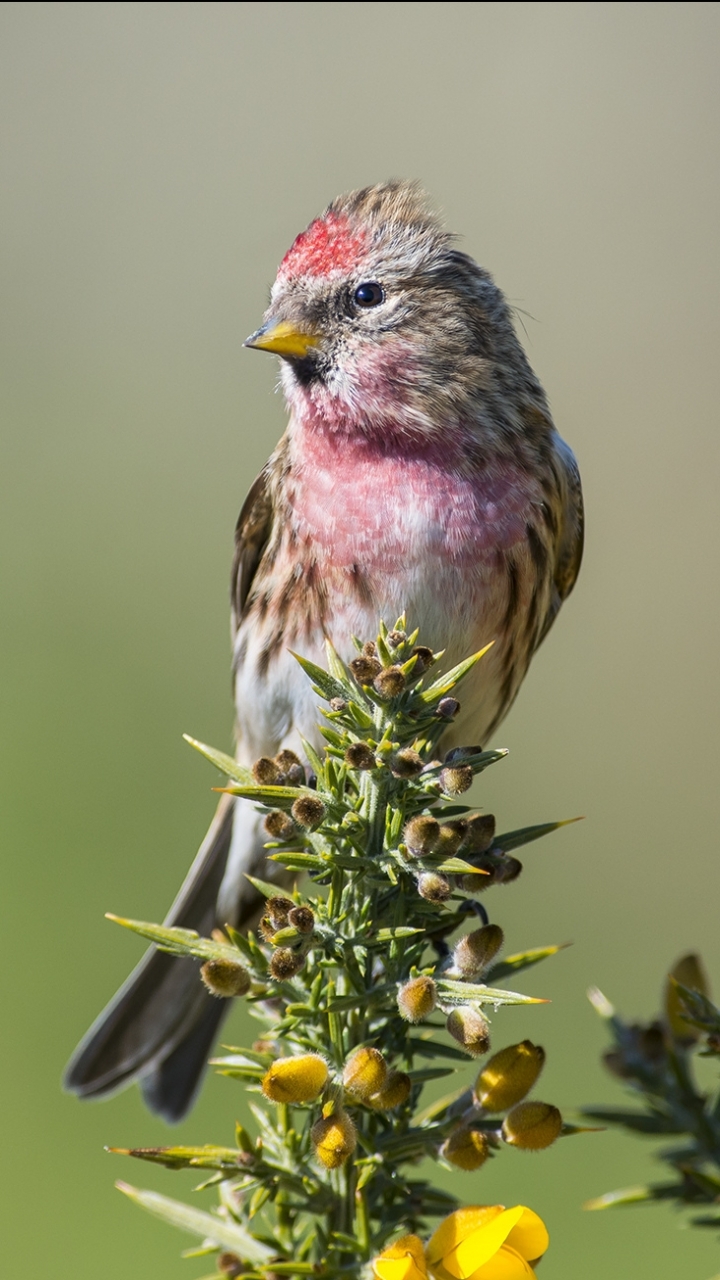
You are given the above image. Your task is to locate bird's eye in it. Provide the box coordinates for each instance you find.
[353,282,385,308]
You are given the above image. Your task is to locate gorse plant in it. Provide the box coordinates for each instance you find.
[584,955,720,1233]
[109,620,581,1280]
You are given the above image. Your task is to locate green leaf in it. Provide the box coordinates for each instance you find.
[116,1183,275,1261]
[672,982,720,1036]
[584,1185,657,1211]
[106,915,242,965]
[418,644,494,702]
[492,817,582,854]
[579,1107,685,1134]
[437,979,548,1006]
[109,1145,244,1172]
[375,927,424,942]
[183,736,254,786]
[268,851,326,871]
[244,874,291,901]
[292,651,349,703]
[221,784,307,808]
[433,857,491,875]
[407,1038,470,1062]
[487,943,571,982]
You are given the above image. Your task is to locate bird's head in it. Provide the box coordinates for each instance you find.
[245,182,527,440]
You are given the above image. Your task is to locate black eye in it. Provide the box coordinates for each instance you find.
[353,282,385,308]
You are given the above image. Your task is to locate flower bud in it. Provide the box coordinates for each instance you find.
[350,655,383,685]
[362,640,378,657]
[388,629,406,647]
[390,748,424,778]
[264,809,295,840]
[495,855,523,884]
[464,814,496,854]
[329,696,347,712]
[436,821,468,857]
[446,1006,491,1057]
[441,1126,490,1171]
[274,749,305,785]
[267,896,294,925]
[397,975,437,1023]
[291,795,326,829]
[369,1070,412,1109]
[252,756,282,785]
[270,947,304,980]
[343,1046,388,1100]
[436,697,460,719]
[439,765,474,795]
[403,815,440,856]
[417,872,452,902]
[502,1101,562,1150]
[287,905,315,933]
[475,1041,546,1111]
[311,1111,357,1168]
[665,953,709,1042]
[261,1054,328,1104]
[453,924,504,977]
[345,742,376,770]
[410,645,435,673]
[217,1253,243,1278]
[373,666,406,699]
[200,958,251,998]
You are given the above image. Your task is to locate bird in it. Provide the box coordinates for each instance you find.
[64,181,583,1122]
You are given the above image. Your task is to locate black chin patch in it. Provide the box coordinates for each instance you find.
[289,353,325,386]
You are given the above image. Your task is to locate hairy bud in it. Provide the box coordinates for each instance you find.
[252,756,282,785]
[464,814,496,854]
[200,958,251,998]
[436,821,468,857]
[264,809,295,841]
[502,1101,562,1150]
[217,1253,243,1278]
[373,665,406,699]
[390,748,424,778]
[453,924,504,977]
[417,872,452,902]
[329,696,347,711]
[369,1070,412,1110]
[343,1046,388,1100]
[362,640,378,657]
[350,655,383,685]
[495,855,523,884]
[388,629,406,647]
[345,741,377,770]
[436,697,460,719]
[410,645,435,673]
[311,1111,357,1168]
[403,815,440,856]
[665,953,710,1043]
[441,1126,490,1171]
[291,795,326,829]
[439,765,474,795]
[287,905,315,934]
[261,1054,328,1104]
[270,948,304,980]
[398,975,437,1023]
[476,1041,546,1111]
[274,749,305,785]
[446,1006,491,1057]
[267,896,294,925]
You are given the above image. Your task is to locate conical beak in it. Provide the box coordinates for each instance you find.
[244,319,321,359]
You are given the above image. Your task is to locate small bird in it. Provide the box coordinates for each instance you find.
[65,182,583,1121]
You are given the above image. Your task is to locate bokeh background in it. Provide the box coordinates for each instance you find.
[2,3,720,1277]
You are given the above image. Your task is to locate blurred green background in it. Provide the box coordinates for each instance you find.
[2,3,720,1276]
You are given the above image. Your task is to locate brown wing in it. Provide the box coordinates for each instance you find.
[230,466,275,635]
[536,435,584,647]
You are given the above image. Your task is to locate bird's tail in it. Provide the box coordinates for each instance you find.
[64,793,263,1122]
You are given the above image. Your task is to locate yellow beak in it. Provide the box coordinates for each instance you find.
[244,319,320,359]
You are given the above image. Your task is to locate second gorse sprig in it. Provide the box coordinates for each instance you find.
[109,619,580,1278]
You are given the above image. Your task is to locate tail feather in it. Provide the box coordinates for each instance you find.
[64,794,243,1116]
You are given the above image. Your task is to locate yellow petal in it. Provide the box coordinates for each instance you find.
[374,1236,428,1280]
[504,1208,549,1262]
[468,1245,535,1279]
[427,1208,505,1265]
[434,1208,526,1279]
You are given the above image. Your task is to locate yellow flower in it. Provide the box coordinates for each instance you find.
[426,1205,549,1280]
[260,1054,328,1104]
[373,1235,428,1280]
